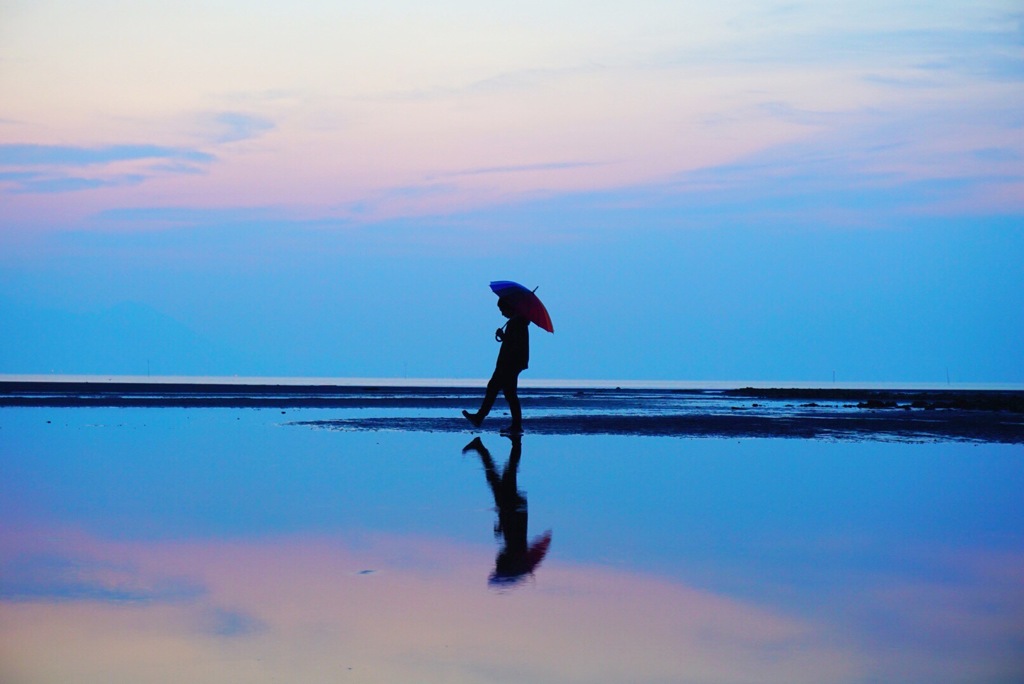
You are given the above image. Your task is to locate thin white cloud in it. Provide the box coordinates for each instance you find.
[430,160,603,179]
[0,144,213,167]
[0,143,215,194]
[205,112,276,144]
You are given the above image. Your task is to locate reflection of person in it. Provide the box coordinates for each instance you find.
[463,296,529,434]
[462,434,551,587]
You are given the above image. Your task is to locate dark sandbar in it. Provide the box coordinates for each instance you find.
[296,411,1023,443]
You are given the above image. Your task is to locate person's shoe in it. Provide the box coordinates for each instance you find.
[500,423,523,435]
[462,410,483,428]
[462,436,485,454]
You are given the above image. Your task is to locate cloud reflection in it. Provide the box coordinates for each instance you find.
[1,557,200,603]
[0,525,859,684]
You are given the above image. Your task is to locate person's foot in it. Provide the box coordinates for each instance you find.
[462,410,483,428]
[500,423,523,435]
[462,436,485,454]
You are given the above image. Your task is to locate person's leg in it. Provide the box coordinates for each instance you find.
[502,373,522,432]
[463,372,503,426]
[479,373,503,417]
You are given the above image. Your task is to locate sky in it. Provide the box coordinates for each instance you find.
[1,0,1022,383]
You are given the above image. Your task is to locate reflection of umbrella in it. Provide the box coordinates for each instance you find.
[489,281,554,333]
[524,530,552,569]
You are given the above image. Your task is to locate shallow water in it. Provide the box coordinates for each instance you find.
[2,406,1022,683]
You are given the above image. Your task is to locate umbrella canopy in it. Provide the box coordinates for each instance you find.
[489,280,554,333]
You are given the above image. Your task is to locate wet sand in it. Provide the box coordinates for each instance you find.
[296,411,1024,443]
[3,380,1021,443]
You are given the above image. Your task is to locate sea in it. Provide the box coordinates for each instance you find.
[1,375,1022,683]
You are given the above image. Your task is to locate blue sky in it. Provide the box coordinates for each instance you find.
[1,0,1022,382]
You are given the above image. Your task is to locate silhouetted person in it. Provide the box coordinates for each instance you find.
[462,435,551,587]
[463,296,529,433]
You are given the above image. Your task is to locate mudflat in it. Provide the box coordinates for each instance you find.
[4,381,1020,443]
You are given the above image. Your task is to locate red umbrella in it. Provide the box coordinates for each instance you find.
[489,281,554,333]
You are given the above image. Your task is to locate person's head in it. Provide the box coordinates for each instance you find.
[497,296,515,318]
[490,549,530,587]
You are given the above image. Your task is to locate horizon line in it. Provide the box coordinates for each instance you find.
[2,374,1021,392]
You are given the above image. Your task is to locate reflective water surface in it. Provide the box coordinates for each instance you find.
[2,407,1022,683]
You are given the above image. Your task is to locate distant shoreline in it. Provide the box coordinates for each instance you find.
[2,379,1021,443]
[1,380,1021,408]
[2,378,1015,444]
[1,374,1021,392]
[2,379,1022,407]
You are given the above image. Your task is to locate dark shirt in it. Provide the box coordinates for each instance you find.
[496,316,529,373]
